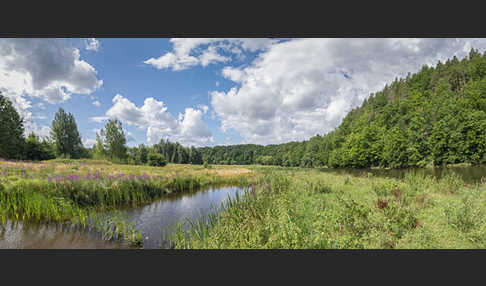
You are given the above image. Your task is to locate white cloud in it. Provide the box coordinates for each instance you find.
[91,116,109,122]
[210,38,486,145]
[83,138,97,147]
[94,94,213,146]
[0,39,103,103]
[85,38,100,52]
[126,131,136,142]
[144,38,279,71]
[199,46,230,67]
[197,104,209,114]
[34,125,51,139]
[0,39,102,136]
[92,100,101,107]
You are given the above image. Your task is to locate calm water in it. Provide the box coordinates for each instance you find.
[0,185,245,249]
[318,165,486,184]
[0,220,125,249]
[123,186,246,248]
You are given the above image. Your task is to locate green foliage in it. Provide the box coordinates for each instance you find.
[98,119,128,162]
[24,132,56,161]
[0,92,25,159]
[151,139,202,165]
[138,144,148,164]
[147,152,167,167]
[51,108,84,159]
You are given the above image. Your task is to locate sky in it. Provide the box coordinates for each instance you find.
[1,38,486,148]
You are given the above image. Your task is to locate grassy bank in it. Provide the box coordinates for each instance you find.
[170,167,486,249]
[0,159,257,246]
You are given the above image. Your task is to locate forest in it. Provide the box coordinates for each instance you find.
[1,49,486,169]
[198,48,486,168]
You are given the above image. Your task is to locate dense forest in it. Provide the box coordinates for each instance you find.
[2,49,486,169]
[197,48,486,168]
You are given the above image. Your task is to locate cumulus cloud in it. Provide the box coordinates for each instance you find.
[0,39,103,101]
[93,94,213,146]
[83,138,97,147]
[92,100,101,107]
[197,104,209,114]
[199,46,230,67]
[85,38,100,52]
[0,38,102,136]
[144,38,279,71]
[210,38,486,145]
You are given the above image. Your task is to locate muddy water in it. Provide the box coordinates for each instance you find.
[0,185,246,249]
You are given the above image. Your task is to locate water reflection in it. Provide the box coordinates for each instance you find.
[0,185,246,249]
[123,186,246,249]
[0,220,123,249]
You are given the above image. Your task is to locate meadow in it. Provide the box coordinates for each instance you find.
[170,166,486,249]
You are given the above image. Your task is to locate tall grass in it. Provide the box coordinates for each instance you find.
[169,168,486,249]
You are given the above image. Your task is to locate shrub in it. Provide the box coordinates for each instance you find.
[147,153,167,167]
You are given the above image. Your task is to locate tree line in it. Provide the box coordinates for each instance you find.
[0,92,203,167]
[2,48,486,169]
[0,94,88,161]
[198,48,486,168]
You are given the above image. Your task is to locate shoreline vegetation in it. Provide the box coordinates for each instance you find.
[1,158,486,248]
[0,158,257,247]
[170,167,486,249]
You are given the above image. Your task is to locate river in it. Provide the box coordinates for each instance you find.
[0,185,246,249]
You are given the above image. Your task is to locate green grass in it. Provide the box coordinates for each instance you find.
[169,168,486,249]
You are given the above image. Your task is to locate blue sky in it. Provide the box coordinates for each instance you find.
[1,38,486,148]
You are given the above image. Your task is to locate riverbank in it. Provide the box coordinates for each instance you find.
[0,159,258,247]
[3,159,486,249]
[171,167,486,249]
